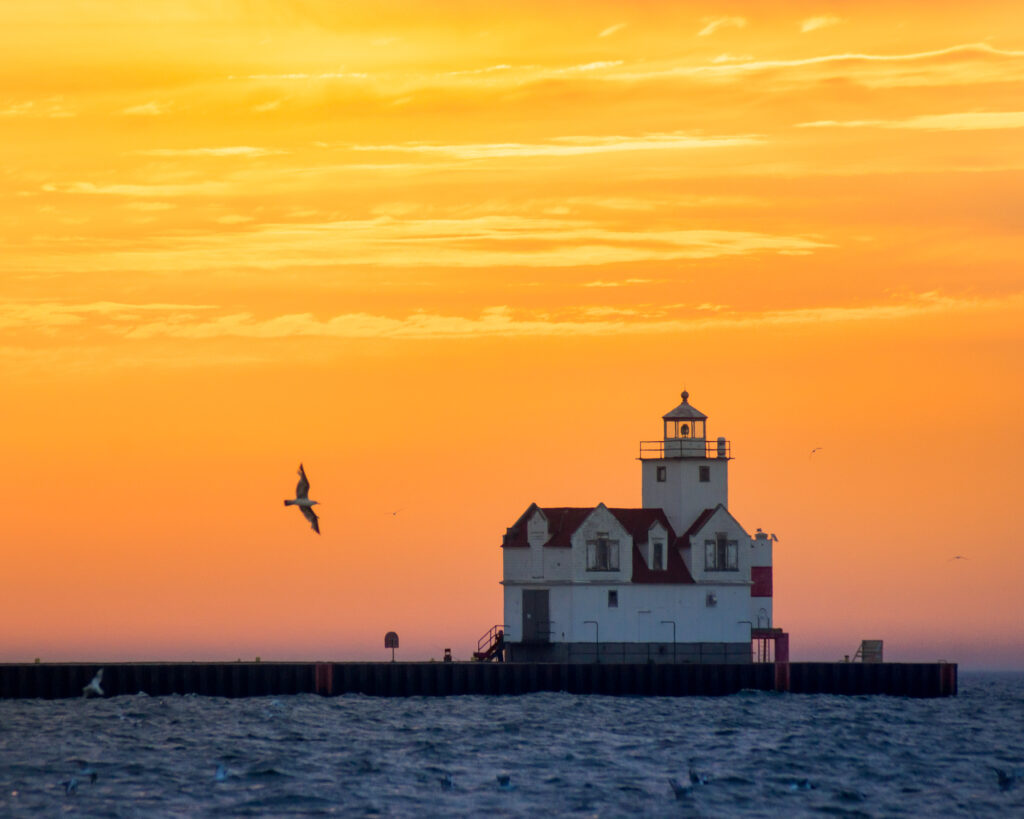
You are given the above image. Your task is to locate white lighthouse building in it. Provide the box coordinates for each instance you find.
[500,391,778,664]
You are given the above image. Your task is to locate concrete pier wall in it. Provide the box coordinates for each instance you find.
[0,661,957,699]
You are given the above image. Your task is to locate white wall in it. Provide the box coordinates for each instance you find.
[641,458,728,535]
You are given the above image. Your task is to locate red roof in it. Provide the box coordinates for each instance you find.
[502,503,711,584]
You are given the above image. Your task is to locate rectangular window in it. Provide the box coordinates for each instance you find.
[699,465,710,482]
[586,533,620,571]
[704,532,738,571]
[608,590,618,608]
[656,466,667,482]
[652,541,664,570]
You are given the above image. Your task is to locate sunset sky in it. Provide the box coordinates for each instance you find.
[2,1,1022,669]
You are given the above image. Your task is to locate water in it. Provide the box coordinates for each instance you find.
[1,672,1021,816]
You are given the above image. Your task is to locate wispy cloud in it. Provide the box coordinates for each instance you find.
[122,101,171,116]
[0,301,214,332]
[117,292,1020,342]
[599,23,627,38]
[801,16,843,33]
[7,216,832,274]
[0,97,74,118]
[613,43,1024,87]
[351,131,759,160]
[136,146,286,157]
[698,17,747,37]
[41,181,231,197]
[797,111,1024,130]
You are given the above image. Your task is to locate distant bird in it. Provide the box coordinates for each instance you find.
[668,778,692,799]
[809,447,823,458]
[82,669,104,698]
[949,555,968,561]
[992,767,1019,791]
[496,774,515,791]
[284,463,320,534]
[440,773,454,791]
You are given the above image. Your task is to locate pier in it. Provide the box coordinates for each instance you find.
[0,661,956,699]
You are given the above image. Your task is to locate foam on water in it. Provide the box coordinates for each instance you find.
[0,672,1021,816]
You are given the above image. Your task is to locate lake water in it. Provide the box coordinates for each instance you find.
[1,671,1021,816]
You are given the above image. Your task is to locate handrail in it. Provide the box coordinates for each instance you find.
[639,439,731,460]
[477,624,505,653]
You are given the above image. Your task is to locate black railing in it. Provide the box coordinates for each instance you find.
[639,439,731,460]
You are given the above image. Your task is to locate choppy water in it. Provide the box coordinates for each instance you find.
[1,671,1021,817]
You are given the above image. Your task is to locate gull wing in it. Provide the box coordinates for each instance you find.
[296,464,310,499]
[301,504,320,534]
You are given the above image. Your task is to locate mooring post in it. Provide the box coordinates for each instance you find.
[774,632,790,692]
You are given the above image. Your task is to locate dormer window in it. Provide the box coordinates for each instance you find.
[652,540,664,570]
[704,532,738,571]
[586,533,620,571]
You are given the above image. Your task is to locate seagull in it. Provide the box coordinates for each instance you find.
[992,767,1019,791]
[82,669,104,698]
[949,555,968,561]
[668,778,692,799]
[809,447,823,458]
[284,463,320,534]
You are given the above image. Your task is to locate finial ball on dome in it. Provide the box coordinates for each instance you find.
[681,390,690,402]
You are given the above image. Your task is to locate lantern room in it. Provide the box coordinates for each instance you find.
[662,391,707,457]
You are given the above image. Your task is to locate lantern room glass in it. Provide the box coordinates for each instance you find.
[665,419,705,439]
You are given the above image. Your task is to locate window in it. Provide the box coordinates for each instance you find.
[656,466,667,482]
[699,465,710,482]
[652,541,664,570]
[704,532,738,571]
[586,533,620,571]
[679,423,690,438]
[608,590,618,608]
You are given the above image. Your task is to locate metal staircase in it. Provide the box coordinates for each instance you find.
[473,624,505,662]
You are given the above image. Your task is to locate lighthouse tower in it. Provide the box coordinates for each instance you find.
[640,391,730,534]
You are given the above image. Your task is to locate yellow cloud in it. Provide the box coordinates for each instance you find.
[800,16,843,33]
[117,292,1021,341]
[698,17,747,37]
[797,112,1024,130]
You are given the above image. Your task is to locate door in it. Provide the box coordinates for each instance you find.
[522,589,550,643]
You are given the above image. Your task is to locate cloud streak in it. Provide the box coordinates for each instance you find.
[698,17,747,37]
[116,292,1021,341]
[797,111,1024,131]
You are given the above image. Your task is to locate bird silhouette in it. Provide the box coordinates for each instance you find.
[284,463,320,533]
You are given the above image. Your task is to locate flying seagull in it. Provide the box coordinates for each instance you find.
[284,463,320,534]
[809,447,823,458]
[949,555,968,561]
[82,669,104,698]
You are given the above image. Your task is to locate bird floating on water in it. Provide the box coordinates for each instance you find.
[992,767,1020,791]
[284,463,320,534]
[668,778,692,799]
[496,774,515,791]
[82,669,104,698]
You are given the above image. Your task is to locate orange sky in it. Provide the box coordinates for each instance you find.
[2,1,1022,669]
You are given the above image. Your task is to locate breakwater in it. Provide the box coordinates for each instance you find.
[0,661,956,699]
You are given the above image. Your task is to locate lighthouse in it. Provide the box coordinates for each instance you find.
[498,391,779,664]
[640,390,729,535]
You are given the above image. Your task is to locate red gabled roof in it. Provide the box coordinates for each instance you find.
[681,507,718,543]
[501,506,594,549]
